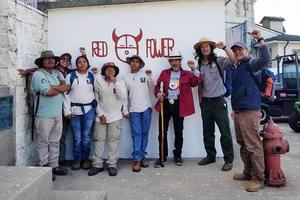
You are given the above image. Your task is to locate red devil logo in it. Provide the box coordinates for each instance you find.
[112,29,143,63]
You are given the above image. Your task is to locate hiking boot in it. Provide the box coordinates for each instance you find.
[141,159,149,168]
[233,172,251,181]
[153,158,167,168]
[52,166,68,176]
[132,161,141,172]
[222,163,233,171]
[246,180,264,192]
[198,156,216,166]
[71,161,81,170]
[82,160,91,170]
[88,167,104,176]
[174,156,183,166]
[108,167,118,176]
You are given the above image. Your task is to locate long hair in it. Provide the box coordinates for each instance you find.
[194,44,217,66]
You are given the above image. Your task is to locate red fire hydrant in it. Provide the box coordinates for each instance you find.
[260,120,289,186]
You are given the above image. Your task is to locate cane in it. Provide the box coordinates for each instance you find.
[160,81,165,167]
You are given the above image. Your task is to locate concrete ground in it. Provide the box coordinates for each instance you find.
[53,123,300,200]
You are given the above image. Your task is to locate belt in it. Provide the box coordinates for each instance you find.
[233,108,259,113]
[202,96,224,102]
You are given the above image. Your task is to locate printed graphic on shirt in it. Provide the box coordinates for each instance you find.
[140,77,146,83]
[169,79,179,90]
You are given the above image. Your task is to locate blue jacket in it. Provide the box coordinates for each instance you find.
[231,44,271,110]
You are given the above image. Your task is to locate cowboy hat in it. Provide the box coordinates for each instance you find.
[126,55,145,69]
[193,37,217,50]
[168,50,183,60]
[34,50,60,68]
[101,62,120,77]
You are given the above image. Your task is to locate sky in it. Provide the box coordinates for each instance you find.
[255,0,300,35]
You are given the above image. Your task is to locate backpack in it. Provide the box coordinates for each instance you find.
[69,71,95,87]
[23,68,40,141]
[215,60,232,97]
[247,58,275,102]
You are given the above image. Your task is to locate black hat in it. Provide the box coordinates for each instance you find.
[35,50,60,68]
[126,55,145,69]
[101,62,120,77]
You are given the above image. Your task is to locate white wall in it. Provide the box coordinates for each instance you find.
[48,0,227,158]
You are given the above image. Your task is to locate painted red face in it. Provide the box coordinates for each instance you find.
[112,29,143,63]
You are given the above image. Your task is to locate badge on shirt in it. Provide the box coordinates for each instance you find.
[140,77,146,83]
[41,78,47,84]
[169,79,179,90]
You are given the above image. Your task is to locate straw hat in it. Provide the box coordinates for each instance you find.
[193,37,217,50]
[168,50,182,60]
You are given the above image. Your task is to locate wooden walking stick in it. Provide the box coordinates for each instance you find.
[160,81,165,167]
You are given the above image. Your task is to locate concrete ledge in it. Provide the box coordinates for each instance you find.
[52,190,108,200]
[38,0,175,11]
[0,166,52,200]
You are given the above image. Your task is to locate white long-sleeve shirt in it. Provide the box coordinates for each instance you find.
[123,70,155,113]
[63,71,95,116]
[95,76,127,123]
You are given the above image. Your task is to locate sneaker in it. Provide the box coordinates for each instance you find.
[173,156,183,166]
[108,167,118,176]
[132,161,141,172]
[141,159,149,168]
[153,158,167,168]
[246,180,264,192]
[198,156,216,166]
[71,161,81,170]
[82,160,91,170]
[88,167,104,176]
[222,163,233,171]
[233,172,251,181]
[52,166,68,176]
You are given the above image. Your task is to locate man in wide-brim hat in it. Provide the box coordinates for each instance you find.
[34,50,61,68]
[30,50,69,180]
[123,55,155,173]
[190,37,235,172]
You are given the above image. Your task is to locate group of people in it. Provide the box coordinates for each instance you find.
[21,30,270,192]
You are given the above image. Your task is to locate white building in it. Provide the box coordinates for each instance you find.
[0,0,259,166]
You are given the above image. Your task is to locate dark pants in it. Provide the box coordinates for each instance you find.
[59,117,70,162]
[158,99,184,159]
[200,97,234,163]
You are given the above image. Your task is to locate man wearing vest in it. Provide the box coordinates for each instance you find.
[231,30,270,192]
[154,50,202,167]
[192,38,235,171]
[30,50,69,180]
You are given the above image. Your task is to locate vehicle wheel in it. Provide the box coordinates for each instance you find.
[288,112,300,133]
[260,106,270,125]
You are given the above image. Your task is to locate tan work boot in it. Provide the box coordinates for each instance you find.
[132,161,141,172]
[246,180,264,192]
[141,159,149,168]
[233,172,251,181]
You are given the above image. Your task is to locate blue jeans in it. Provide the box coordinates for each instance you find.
[71,108,95,162]
[130,107,152,161]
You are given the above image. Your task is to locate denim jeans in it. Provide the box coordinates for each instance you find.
[71,108,95,161]
[130,107,152,161]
